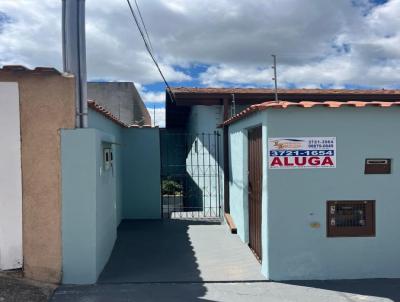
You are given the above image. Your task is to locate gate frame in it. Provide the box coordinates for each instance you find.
[160,131,222,220]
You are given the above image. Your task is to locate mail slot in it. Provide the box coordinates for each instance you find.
[365,158,391,174]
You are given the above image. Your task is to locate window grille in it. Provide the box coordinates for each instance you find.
[327,200,375,237]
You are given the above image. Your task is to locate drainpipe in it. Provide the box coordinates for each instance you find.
[62,0,88,128]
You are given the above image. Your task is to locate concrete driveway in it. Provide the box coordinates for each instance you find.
[52,279,400,302]
[98,219,265,283]
[50,220,400,301]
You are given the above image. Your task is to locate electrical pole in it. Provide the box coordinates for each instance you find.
[231,93,236,117]
[62,0,88,128]
[271,54,278,102]
[153,104,156,127]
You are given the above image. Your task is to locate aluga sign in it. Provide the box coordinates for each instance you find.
[268,137,336,169]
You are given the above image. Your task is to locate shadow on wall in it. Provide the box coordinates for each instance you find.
[97,220,218,302]
[282,279,400,302]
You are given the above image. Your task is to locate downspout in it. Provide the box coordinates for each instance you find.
[62,0,88,128]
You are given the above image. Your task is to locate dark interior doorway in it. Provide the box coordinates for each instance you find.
[248,126,263,261]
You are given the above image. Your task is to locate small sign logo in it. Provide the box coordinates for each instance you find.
[268,137,336,169]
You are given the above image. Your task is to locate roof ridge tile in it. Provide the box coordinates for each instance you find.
[222,100,400,126]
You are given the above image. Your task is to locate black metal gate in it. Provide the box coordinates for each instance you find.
[160,131,222,220]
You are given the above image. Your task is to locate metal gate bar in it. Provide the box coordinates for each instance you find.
[160,131,222,220]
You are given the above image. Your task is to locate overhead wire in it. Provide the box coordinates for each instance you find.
[125,0,176,103]
[133,0,154,53]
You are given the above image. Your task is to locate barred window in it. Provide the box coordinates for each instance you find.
[327,200,375,237]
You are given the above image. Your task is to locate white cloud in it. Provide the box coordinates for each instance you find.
[1,0,400,88]
[198,0,400,88]
[141,90,165,104]
[135,83,165,105]
[0,0,191,85]
[146,107,165,128]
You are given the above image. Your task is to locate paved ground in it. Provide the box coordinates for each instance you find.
[0,271,55,302]
[51,279,400,302]
[50,220,400,301]
[98,219,265,283]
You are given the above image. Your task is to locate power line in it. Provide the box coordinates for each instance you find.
[271,54,278,102]
[133,0,154,53]
[125,0,176,103]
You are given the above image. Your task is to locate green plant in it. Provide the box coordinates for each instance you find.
[162,179,183,195]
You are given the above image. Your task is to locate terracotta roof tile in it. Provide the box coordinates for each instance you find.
[222,100,400,126]
[88,100,153,128]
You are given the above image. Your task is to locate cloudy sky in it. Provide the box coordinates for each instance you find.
[0,0,399,126]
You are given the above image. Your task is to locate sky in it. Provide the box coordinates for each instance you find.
[0,0,399,127]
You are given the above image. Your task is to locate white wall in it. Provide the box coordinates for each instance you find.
[0,82,23,270]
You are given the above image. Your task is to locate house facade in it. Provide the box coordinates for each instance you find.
[166,87,400,218]
[166,88,400,280]
[224,101,400,280]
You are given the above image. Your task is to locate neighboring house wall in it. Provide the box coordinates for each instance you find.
[184,105,224,212]
[0,82,23,271]
[88,82,151,126]
[186,105,223,134]
[0,68,75,283]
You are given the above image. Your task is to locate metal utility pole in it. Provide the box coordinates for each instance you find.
[62,0,88,128]
[231,93,236,117]
[153,104,156,127]
[271,54,278,102]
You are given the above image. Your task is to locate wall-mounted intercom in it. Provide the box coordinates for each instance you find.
[364,158,391,174]
[103,147,113,171]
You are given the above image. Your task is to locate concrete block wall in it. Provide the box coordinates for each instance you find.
[88,82,151,126]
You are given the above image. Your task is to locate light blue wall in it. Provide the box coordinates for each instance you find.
[122,128,161,219]
[61,109,161,284]
[184,105,251,214]
[61,128,117,284]
[187,105,223,134]
[229,106,400,281]
[94,131,118,279]
[228,112,269,278]
[266,106,400,280]
[88,109,123,225]
[185,105,223,214]
[88,109,161,221]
